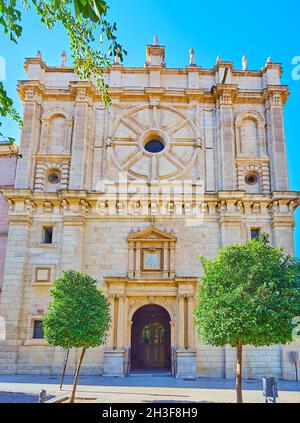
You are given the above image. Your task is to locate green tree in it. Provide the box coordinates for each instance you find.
[0,0,125,149]
[194,234,300,403]
[43,269,111,403]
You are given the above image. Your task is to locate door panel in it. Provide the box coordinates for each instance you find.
[131,305,170,370]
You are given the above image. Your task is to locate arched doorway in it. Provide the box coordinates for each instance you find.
[131,304,171,371]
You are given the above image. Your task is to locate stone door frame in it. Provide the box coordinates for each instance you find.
[103,276,198,377]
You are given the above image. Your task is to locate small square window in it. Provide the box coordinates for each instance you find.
[33,320,44,339]
[35,267,51,283]
[42,227,53,244]
[251,228,260,240]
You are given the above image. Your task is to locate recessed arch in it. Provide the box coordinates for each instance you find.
[128,298,175,323]
[130,304,171,371]
[41,107,73,122]
[235,110,267,157]
[39,107,73,154]
[235,110,266,128]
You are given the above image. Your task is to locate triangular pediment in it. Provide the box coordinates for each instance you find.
[128,226,176,242]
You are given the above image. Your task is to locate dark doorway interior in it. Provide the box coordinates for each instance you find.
[131,304,171,371]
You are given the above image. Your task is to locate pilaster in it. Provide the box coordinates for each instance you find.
[69,83,94,189]
[0,217,32,372]
[214,84,238,190]
[264,86,289,191]
[15,84,42,189]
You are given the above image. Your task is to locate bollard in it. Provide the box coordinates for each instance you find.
[262,377,278,403]
[39,389,47,403]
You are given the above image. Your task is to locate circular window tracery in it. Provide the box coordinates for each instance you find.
[48,170,61,184]
[112,105,197,180]
[144,139,165,154]
[245,173,258,185]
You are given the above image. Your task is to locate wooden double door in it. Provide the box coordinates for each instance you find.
[131,304,171,371]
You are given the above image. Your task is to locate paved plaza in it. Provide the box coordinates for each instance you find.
[0,375,299,403]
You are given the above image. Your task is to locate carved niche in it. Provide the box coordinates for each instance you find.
[235,110,267,157]
[39,107,73,154]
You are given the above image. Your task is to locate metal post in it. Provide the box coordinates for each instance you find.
[39,389,46,403]
[60,349,69,390]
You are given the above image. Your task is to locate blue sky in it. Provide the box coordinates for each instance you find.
[1,0,299,255]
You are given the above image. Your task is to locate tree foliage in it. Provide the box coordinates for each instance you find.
[194,234,300,402]
[43,269,111,349]
[195,234,300,347]
[43,269,111,402]
[0,0,125,146]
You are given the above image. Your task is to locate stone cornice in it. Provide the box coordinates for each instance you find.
[263,85,289,106]
[104,276,198,287]
[0,142,19,156]
[18,78,287,106]
[24,56,273,78]
[1,189,299,221]
[35,153,71,161]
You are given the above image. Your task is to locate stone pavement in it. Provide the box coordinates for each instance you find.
[0,375,299,403]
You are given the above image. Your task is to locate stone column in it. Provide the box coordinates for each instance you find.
[128,244,134,278]
[187,295,195,349]
[0,217,31,373]
[163,242,169,278]
[177,294,185,349]
[176,292,196,379]
[135,242,141,278]
[117,295,126,349]
[103,286,126,377]
[113,295,119,349]
[170,242,176,277]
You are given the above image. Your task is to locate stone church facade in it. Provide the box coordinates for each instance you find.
[0,40,299,379]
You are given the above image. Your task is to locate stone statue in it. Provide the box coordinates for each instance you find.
[61,50,67,67]
[266,57,272,65]
[189,48,195,66]
[153,36,158,46]
[114,47,121,64]
[242,55,248,71]
[36,51,42,59]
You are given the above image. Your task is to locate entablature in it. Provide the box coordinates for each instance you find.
[2,189,299,223]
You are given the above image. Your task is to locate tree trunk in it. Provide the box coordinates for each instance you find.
[236,342,243,403]
[70,347,87,403]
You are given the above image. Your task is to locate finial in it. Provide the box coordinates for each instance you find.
[216,56,222,64]
[266,57,272,65]
[61,50,67,67]
[36,50,42,59]
[153,36,158,46]
[189,48,195,66]
[242,55,248,71]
